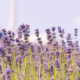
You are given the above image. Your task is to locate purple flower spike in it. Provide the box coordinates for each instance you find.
[2,75,5,80]
[78,76,80,80]
[58,27,61,31]
[6,67,11,74]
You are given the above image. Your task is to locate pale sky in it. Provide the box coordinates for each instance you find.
[0,0,80,44]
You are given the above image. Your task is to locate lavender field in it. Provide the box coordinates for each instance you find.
[0,24,80,80]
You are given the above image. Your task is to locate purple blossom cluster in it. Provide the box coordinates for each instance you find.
[0,24,79,80]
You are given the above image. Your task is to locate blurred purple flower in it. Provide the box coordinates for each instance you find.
[6,67,11,74]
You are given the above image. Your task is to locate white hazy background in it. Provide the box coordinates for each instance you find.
[0,0,80,45]
[8,0,15,31]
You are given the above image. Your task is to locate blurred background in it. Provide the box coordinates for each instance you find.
[0,0,80,45]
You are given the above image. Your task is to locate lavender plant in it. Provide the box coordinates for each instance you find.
[0,24,79,80]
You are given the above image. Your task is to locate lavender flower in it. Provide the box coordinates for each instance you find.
[58,27,61,33]
[56,51,60,58]
[52,27,55,32]
[35,29,39,37]
[55,59,60,68]
[20,24,26,30]
[50,65,53,75]
[6,54,13,62]
[46,28,51,35]
[24,33,30,37]
[78,76,80,80]
[6,67,11,74]
[77,61,80,67]
[2,75,5,80]
[7,31,11,35]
